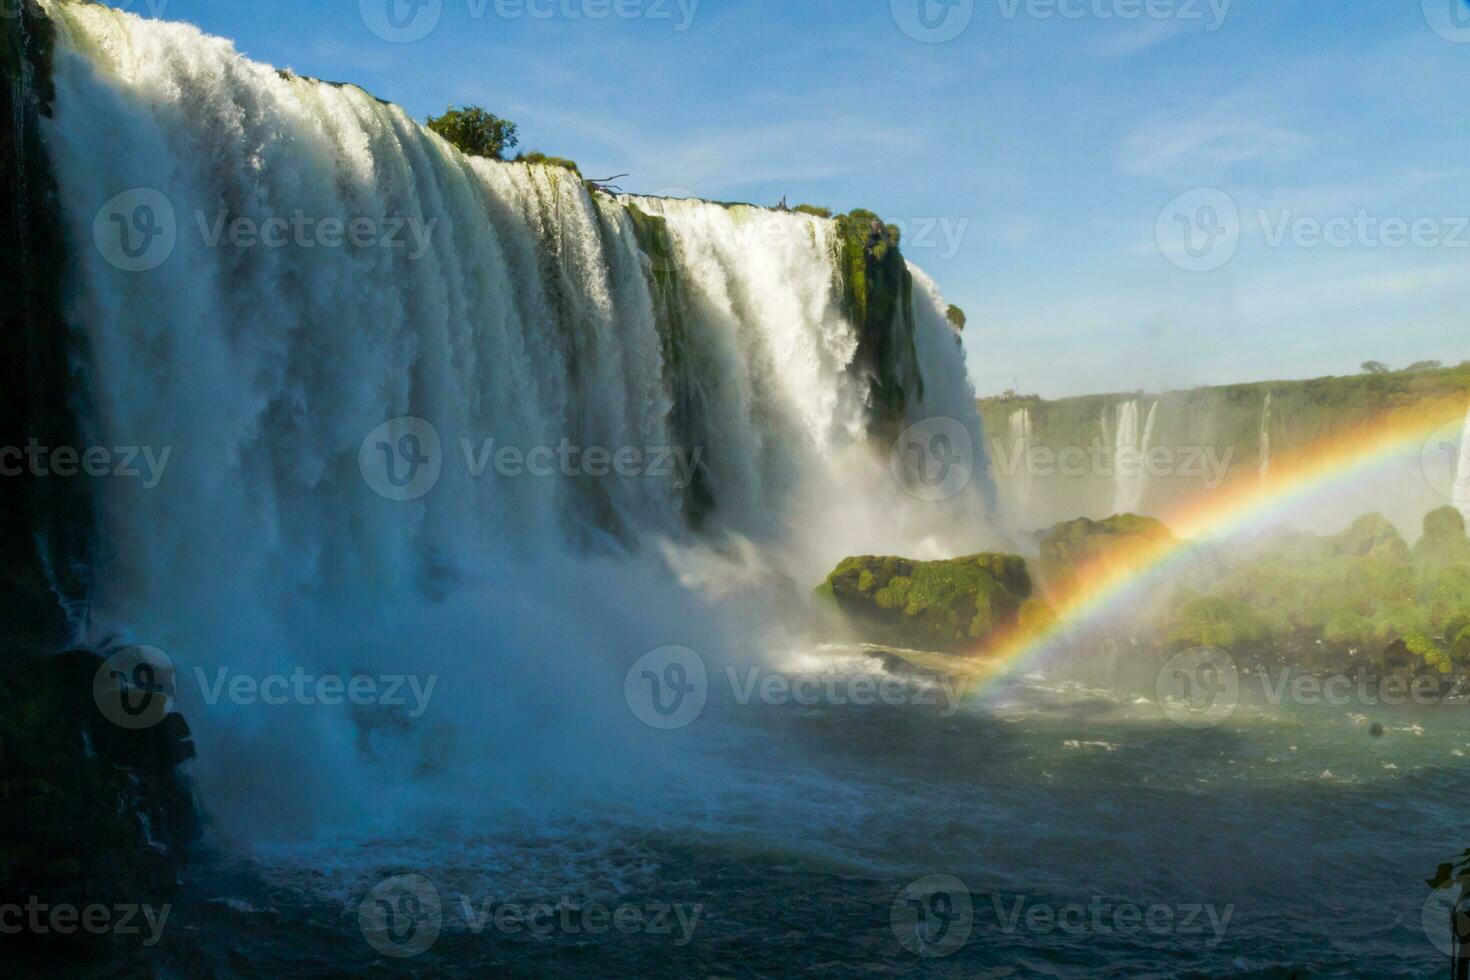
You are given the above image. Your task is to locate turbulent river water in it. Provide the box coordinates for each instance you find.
[33,652,1468,978]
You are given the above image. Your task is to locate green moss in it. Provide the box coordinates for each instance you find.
[1451,626,1470,665]
[831,209,922,439]
[818,553,1042,651]
[515,151,581,175]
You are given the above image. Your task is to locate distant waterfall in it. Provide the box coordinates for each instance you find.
[1258,392,1272,486]
[1111,400,1156,514]
[1007,407,1034,505]
[1455,409,1470,520]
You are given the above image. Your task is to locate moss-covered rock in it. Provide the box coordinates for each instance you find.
[1038,514,1174,595]
[1333,513,1411,562]
[1416,506,1470,564]
[816,553,1044,652]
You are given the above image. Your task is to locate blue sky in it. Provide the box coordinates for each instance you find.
[109,0,1469,397]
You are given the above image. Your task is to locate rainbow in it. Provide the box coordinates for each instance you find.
[965,395,1470,688]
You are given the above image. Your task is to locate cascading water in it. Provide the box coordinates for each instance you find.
[1007,406,1033,510]
[1110,399,1157,515]
[1258,392,1273,485]
[1454,408,1470,520]
[32,0,995,839]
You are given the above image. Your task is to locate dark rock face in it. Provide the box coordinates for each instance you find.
[0,649,199,950]
[1,0,93,650]
[816,553,1047,652]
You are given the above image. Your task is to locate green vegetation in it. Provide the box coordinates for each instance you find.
[427,105,519,159]
[832,209,922,438]
[816,553,1044,651]
[794,203,832,218]
[1038,514,1174,596]
[946,304,966,332]
[514,151,580,175]
[1150,508,1470,672]
[1416,506,1470,565]
[1160,594,1280,650]
[1332,513,1412,562]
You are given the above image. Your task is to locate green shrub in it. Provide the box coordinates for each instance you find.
[427,105,518,159]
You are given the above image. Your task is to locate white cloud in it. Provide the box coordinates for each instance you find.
[1123,108,1306,182]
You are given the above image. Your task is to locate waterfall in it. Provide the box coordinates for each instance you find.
[1258,392,1272,486]
[1111,399,1156,515]
[29,0,994,834]
[1455,409,1470,520]
[1007,407,1033,505]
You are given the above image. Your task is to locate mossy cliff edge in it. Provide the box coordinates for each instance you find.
[833,210,924,441]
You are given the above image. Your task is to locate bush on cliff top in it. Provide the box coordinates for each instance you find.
[427,105,519,159]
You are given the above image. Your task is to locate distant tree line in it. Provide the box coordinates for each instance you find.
[1363,360,1450,374]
